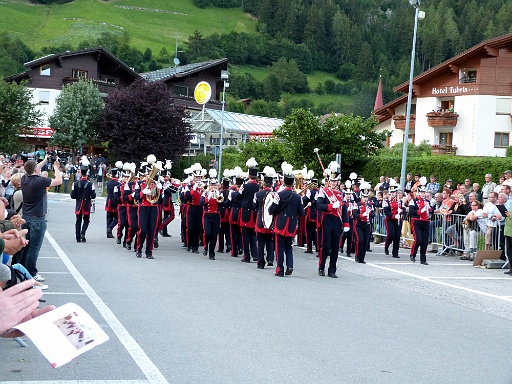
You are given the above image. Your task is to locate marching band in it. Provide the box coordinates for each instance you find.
[95,150,430,278]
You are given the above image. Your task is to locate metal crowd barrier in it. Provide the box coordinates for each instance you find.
[372,211,506,260]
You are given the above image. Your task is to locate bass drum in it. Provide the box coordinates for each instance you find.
[262,192,274,230]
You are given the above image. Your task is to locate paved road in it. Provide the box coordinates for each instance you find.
[1,193,512,384]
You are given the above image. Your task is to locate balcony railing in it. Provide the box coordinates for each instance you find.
[392,115,415,129]
[431,144,457,156]
[426,112,459,127]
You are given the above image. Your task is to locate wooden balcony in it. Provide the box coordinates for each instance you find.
[426,112,459,127]
[392,115,415,129]
[431,145,457,156]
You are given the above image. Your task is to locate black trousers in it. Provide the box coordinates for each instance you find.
[126,205,138,245]
[75,213,90,241]
[275,234,293,274]
[161,208,175,236]
[355,223,371,262]
[340,218,354,255]
[319,214,342,274]
[136,205,158,254]
[384,218,401,257]
[305,221,317,251]
[218,222,231,251]
[203,213,220,256]
[106,210,118,232]
[230,224,242,257]
[411,219,430,263]
[257,232,274,267]
[187,205,203,250]
[118,205,128,242]
[242,227,257,260]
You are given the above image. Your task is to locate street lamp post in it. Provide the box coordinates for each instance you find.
[217,70,229,183]
[399,0,424,190]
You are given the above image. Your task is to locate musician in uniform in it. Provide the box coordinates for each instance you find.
[316,165,350,278]
[70,156,96,243]
[160,176,179,237]
[201,173,222,260]
[302,178,318,254]
[134,156,162,259]
[238,158,259,263]
[105,161,122,239]
[353,191,375,264]
[268,163,305,277]
[119,163,138,251]
[228,172,244,257]
[383,186,402,258]
[254,172,275,269]
[179,169,192,248]
[340,183,357,257]
[185,163,205,254]
[408,186,432,264]
[218,176,232,253]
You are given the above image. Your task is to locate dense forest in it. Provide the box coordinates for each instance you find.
[2,0,512,117]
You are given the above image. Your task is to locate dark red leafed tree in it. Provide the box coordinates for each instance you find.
[96,79,191,163]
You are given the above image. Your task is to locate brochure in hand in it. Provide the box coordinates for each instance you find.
[13,302,109,368]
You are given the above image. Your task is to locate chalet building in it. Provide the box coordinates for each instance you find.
[4,48,280,156]
[374,33,512,157]
[4,47,141,149]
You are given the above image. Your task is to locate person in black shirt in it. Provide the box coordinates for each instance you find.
[20,156,62,281]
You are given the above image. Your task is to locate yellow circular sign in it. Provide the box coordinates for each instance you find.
[194,81,212,105]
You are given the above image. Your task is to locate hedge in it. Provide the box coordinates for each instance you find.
[361,155,512,187]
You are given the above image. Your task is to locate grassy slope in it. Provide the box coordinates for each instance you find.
[0,0,352,108]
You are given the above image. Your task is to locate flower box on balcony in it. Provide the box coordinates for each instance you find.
[431,144,457,156]
[426,112,459,127]
[392,115,415,129]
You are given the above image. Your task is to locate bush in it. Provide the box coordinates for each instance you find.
[506,146,512,157]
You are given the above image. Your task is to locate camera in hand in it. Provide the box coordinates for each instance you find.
[46,150,71,164]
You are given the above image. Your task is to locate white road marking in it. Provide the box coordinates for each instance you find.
[1,381,149,384]
[426,277,512,280]
[373,262,472,266]
[41,292,87,295]
[45,231,169,384]
[340,256,512,303]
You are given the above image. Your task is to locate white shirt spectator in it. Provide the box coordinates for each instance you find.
[483,201,500,227]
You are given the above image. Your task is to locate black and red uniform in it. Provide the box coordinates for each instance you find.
[121,179,139,250]
[160,179,178,236]
[302,187,318,253]
[70,176,96,242]
[254,186,274,268]
[238,179,259,262]
[408,196,432,264]
[135,180,161,258]
[228,185,242,257]
[353,201,374,263]
[105,176,120,238]
[185,181,204,253]
[218,184,231,253]
[383,196,403,258]
[340,195,357,257]
[178,182,189,247]
[201,190,221,259]
[317,187,350,275]
[268,186,305,276]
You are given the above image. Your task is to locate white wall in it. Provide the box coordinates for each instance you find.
[29,87,61,127]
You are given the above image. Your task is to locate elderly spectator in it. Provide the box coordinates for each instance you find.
[20,156,62,282]
[426,175,440,195]
[464,178,472,190]
[458,184,469,201]
[495,175,506,193]
[482,174,496,204]
[482,192,500,250]
[503,170,512,188]
[404,173,414,194]
[472,183,482,202]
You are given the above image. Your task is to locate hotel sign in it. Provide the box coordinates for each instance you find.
[430,85,478,96]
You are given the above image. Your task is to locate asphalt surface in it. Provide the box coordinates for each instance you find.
[1,192,512,384]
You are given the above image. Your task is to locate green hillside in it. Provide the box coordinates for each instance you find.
[0,0,257,52]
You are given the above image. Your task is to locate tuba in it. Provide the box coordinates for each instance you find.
[146,163,163,204]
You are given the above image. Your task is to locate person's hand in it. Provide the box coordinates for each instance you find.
[142,188,151,195]
[53,159,60,169]
[332,201,340,209]
[0,229,28,254]
[9,215,25,227]
[343,226,350,232]
[395,214,400,220]
[0,279,55,337]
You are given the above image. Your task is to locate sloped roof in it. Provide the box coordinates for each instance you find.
[191,109,282,135]
[23,46,141,79]
[141,58,228,82]
[394,33,512,93]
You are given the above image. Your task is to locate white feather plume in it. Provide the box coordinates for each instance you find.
[266,167,277,178]
[191,163,202,172]
[123,162,131,171]
[234,167,245,178]
[307,170,315,179]
[115,161,123,169]
[262,166,272,175]
[223,169,231,178]
[201,169,207,177]
[281,162,293,176]
[146,154,156,164]
[228,169,236,177]
[129,163,136,172]
[184,168,191,175]
[324,168,332,177]
[80,155,90,167]
[345,180,352,189]
[349,172,358,180]
[209,169,217,178]
[328,161,339,172]
[164,160,173,170]
[246,157,258,169]
[419,176,427,186]
[359,180,372,190]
